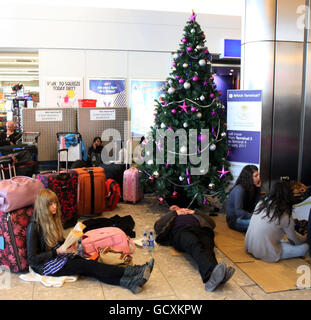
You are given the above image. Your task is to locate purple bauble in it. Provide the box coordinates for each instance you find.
[192,76,199,82]
[171,109,177,114]
[187,46,193,52]
[175,75,179,79]
[182,38,187,43]
[172,62,176,66]
[210,93,215,98]
[179,78,185,84]
[191,107,197,112]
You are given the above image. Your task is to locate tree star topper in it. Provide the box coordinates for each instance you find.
[217,166,230,179]
[189,12,197,22]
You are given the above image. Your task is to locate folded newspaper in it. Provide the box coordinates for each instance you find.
[60,221,86,250]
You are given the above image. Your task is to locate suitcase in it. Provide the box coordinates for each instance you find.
[36,149,78,229]
[0,206,34,273]
[0,156,16,179]
[73,167,106,217]
[104,179,121,211]
[100,163,126,193]
[57,132,82,163]
[123,167,143,204]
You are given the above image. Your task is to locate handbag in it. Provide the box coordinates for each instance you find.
[97,247,133,266]
[0,176,44,212]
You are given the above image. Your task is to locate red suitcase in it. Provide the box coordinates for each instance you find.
[35,149,78,228]
[123,167,143,204]
[0,206,34,273]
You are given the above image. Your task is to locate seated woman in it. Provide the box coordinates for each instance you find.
[245,181,309,262]
[0,121,21,146]
[226,165,262,232]
[154,205,235,292]
[27,189,154,294]
[87,136,103,166]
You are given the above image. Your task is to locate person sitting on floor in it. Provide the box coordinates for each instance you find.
[154,205,235,292]
[225,165,262,232]
[87,136,103,166]
[0,121,21,146]
[245,181,309,262]
[27,189,154,294]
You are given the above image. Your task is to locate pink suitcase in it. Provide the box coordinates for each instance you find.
[122,167,143,204]
[0,206,34,273]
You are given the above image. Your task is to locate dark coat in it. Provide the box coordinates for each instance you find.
[154,210,216,245]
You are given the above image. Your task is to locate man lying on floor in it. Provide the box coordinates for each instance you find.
[154,205,235,292]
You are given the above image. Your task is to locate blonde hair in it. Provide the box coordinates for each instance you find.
[33,189,64,249]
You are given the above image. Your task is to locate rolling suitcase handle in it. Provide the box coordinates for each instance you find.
[58,149,69,173]
[0,156,16,180]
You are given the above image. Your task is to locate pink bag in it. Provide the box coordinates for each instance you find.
[123,167,143,204]
[0,176,44,212]
[81,227,136,258]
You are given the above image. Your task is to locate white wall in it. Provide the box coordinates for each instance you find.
[1,3,241,107]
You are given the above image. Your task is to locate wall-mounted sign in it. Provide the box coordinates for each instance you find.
[87,79,126,107]
[35,110,63,122]
[227,89,262,182]
[45,78,83,108]
[130,79,166,137]
[90,109,116,121]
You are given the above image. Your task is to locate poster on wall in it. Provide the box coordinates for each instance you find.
[87,79,126,107]
[130,79,166,137]
[227,89,262,182]
[45,78,83,108]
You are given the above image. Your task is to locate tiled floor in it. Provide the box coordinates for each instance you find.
[1,195,311,300]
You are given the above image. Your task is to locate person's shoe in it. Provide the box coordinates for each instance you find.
[124,258,154,281]
[120,263,152,294]
[221,266,235,284]
[205,262,226,292]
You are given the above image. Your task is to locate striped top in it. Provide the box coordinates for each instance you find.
[43,244,74,276]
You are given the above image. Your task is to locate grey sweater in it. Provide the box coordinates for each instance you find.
[245,203,306,262]
[226,184,261,228]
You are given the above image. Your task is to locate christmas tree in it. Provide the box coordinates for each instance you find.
[138,11,232,208]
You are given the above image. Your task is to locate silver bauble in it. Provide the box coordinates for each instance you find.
[221,132,227,138]
[208,182,215,189]
[199,59,206,66]
[173,53,179,59]
[168,79,173,85]
[153,171,159,178]
[190,28,195,33]
[160,123,166,129]
[196,112,202,118]
[209,144,216,151]
[147,159,153,165]
[179,176,184,181]
[180,146,187,154]
[184,82,191,89]
[183,63,188,68]
[200,95,205,101]
[183,122,188,128]
[168,87,175,94]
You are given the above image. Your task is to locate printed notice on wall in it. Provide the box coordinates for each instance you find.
[90,109,116,121]
[227,90,262,182]
[35,110,63,122]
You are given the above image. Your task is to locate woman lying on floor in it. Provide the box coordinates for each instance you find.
[154,205,235,292]
[27,189,154,294]
[245,181,309,262]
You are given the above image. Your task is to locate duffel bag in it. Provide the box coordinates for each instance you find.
[0,176,44,212]
[82,227,136,258]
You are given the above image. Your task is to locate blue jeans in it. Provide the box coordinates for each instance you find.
[232,217,251,233]
[280,242,309,260]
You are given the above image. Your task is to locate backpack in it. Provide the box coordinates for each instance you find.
[104,179,121,211]
[81,227,136,257]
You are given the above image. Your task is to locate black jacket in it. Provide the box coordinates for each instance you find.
[26,217,63,274]
[154,210,216,245]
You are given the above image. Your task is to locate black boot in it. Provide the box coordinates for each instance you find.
[120,263,152,294]
[125,258,154,278]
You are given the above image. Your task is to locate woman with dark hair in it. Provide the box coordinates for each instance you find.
[245,181,308,262]
[87,136,103,166]
[225,165,262,232]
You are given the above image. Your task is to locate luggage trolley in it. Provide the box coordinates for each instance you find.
[57,132,82,166]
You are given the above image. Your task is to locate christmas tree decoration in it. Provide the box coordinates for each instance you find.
[138,11,232,208]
